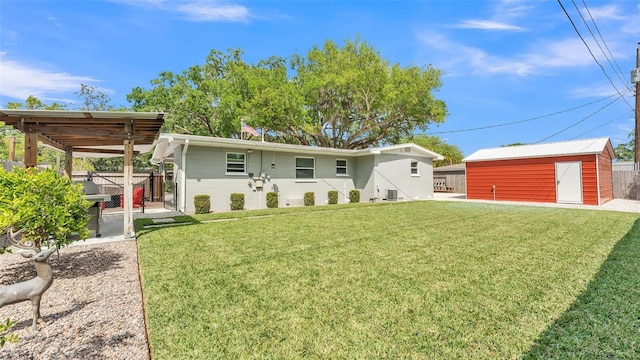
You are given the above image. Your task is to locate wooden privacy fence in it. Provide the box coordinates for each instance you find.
[613,168,639,200]
[433,174,466,193]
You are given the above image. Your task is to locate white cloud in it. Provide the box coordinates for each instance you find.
[417,29,631,78]
[176,1,249,22]
[455,20,523,31]
[581,4,624,20]
[417,31,533,76]
[109,0,251,23]
[0,55,98,102]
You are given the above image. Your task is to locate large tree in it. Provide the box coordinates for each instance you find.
[290,38,447,148]
[128,49,259,138]
[127,37,447,148]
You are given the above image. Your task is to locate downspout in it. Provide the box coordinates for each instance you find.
[181,139,190,212]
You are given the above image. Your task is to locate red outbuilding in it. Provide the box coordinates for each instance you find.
[463,137,614,206]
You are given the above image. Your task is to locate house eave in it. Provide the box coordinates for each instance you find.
[152,134,445,161]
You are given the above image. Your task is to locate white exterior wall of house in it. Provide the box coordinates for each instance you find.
[373,154,436,201]
[154,134,443,213]
[354,157,376,200]
[178,145,359,212]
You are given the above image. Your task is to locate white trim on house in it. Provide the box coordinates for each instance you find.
[463,137,611,163]
[151,134,444,163]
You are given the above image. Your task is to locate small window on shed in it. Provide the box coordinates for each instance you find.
[336,159,347,175]
[226,152,246,174]
[411,161,419,176]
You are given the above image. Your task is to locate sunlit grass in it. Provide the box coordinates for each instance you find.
[137,201,640,359]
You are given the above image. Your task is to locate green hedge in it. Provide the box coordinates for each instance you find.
[328,190,338,205]
[230,193,245,211]
[304,192,315,206]
[194,194,210,214]
[266,192,279,208]
[349,189,360,203]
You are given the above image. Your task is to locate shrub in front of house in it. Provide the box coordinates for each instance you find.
[230,193,245,211]
[194,195,210,214]
[328,190,338,205]
[266,192,278,208]
[0,168,91,251]
[304,192,315,206]
[349,189,360,203]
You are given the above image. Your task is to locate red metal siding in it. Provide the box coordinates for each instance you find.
[598,143,614,203]
[466,155,600,205]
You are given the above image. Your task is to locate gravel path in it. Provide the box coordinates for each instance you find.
[0,241,149,360]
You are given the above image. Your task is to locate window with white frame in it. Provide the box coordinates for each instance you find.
[226,152,246,174]
[336,159,347,175]
[410,161,419,175]
[295,157,315,179]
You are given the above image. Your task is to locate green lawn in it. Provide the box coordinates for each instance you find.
[137,201,640,359]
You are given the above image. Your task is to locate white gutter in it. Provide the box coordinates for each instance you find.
[181,139,189,212]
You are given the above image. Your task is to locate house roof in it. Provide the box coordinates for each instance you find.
[151,133,444,163]
[463,137,612,163]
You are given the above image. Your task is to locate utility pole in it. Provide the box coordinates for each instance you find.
[634,43,640,167]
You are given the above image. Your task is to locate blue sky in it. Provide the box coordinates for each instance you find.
[0,0,638,156]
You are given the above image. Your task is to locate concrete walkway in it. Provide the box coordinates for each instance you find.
[74,207,184,247]
[432,192,640,213]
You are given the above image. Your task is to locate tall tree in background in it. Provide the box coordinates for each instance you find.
[128,37,447,148]
[128,49,260,138]
[75,84,114,111]
[404,134,463,167]
[290,38,446,148]
[614,131,634,161]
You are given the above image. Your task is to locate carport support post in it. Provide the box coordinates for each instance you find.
[23,131,38,168]
[124,139,135,239]
[64,146,73,178]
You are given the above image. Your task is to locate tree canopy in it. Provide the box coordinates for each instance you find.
[404,134,463,167]
[128,37,448,149]
[614,131,634,161]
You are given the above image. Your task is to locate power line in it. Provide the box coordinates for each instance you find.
[570,110,633,139]
[429,93,619,135]
[581,0,632,92]
[558,0,634,110]
[534,93,622,143]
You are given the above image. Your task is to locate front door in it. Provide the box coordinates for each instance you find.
[555,161,583,204]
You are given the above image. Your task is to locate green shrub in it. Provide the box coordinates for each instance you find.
[230,193,245,211]
[193,195,210,214]
[349,189,361,203]
[266,192,279,208]
[0,168,91,251]
[0,318,18,347]
[328,190,338,205]
[304,192,315,206]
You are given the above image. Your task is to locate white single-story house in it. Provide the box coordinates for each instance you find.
[151,134,444,213]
